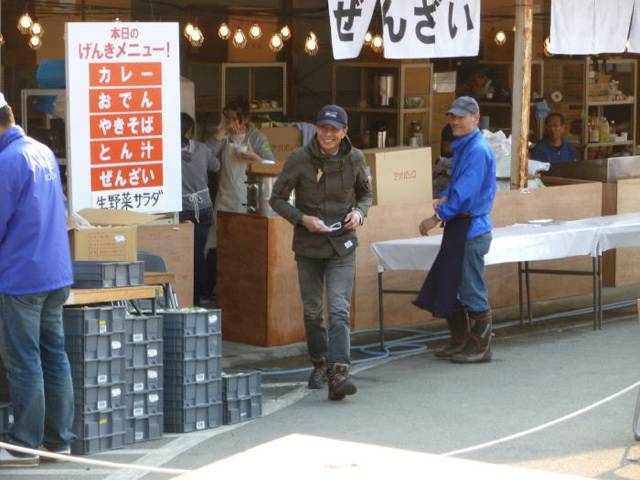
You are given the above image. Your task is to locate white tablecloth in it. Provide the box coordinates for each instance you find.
[371,214,640,272]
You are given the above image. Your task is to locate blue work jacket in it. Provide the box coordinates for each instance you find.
[530,138,577,165]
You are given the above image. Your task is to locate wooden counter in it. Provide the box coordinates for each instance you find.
[217,182,605,346]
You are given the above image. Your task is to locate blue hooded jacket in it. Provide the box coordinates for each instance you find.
[437,128,497,240]
[0,126,73,295]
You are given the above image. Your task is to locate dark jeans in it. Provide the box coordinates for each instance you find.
[459,232,492,313]
[0,288,75,451]
[180,208,213,302]
[296,252,356,366]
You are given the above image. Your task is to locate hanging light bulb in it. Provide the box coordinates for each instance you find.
[364,31,373,45]
[268,32,284,52]
[17,13,33,34]
[189,27,204,47]
[248,23,262,40]
[304,31,319,56]
[494,30,507,46]
[544,36,552,56]
[218,22,231,40]
[30,22,44,37]
[371,34,384,53]
[232,28,247,48]
[0,34,5,47]
[280,25,291,41]
[28,35,42,50]
[184,22,195,39]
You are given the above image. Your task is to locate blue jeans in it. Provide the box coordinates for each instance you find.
[0,288,75,451]
[459,232,492,313]
[296,253,356,366]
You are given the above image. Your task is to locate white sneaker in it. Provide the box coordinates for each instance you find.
[40,446,71,463]
[0,447,39,467]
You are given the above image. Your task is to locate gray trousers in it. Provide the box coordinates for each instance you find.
[296,252,356,366]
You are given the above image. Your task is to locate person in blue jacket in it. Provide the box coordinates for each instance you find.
[530,112,577,165]
[419,96,497,364]
[0,94,75,466]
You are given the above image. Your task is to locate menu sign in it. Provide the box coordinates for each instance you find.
[66,23,181,213]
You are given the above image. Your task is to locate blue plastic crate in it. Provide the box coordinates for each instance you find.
[73,261,144,289]
[223,395,262,425]
[164,380,222,408]
[65,332,125,361]
[125,366,163,394]
[125,315,162,343]
[125,413,163,445]
[70,357,126,387]
[64,306,126,336]
[164,402,223,433]
[72,407,126,440]
[71,433,126,455]
[163,333,221,360]
[223,370,262,401]
[126,389,163,418]
[164,356,222,384]
[74,383,124,413]
[162,310,221,336]
[125,340,163,368]
[0,402,13,434]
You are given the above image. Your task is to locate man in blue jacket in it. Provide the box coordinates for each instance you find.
[0,94,75,466]
[419,96,497,363]
[530,112,577,165]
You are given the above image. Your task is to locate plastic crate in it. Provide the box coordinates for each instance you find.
[163,333,221,360]
[164,402,223,433]
[70,357,126,387]
[126,340,163,368]
[125,366,163,394]
[71,433,126,455]
[73,407,126,439]
[164,356,222,384]
[75,384,124,413]
[66,332,125,361]
[125,315,162,343]
[162,310,221,336]
[126,389,163,418]
[0,402,13,434]
[223,395,262,425]
[223,370,262,401]
[73,261,144,289]
[125,413,163,444]
[64,306,126,336]
[164,379,222,408]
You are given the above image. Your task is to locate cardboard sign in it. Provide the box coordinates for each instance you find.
[66,22,181,214]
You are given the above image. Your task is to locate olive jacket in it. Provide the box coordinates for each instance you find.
[269,136,373,258]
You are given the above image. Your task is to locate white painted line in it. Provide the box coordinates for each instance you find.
[3,468,113,476]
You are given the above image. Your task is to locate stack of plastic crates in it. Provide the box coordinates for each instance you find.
[124,314,164,444]
[64,306,127,454]
[222,371,262,425]
[162,309,223,433]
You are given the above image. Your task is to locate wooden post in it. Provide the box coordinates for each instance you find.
[510,0,534,188]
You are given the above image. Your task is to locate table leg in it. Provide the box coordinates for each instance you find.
[378,272,385,352]
[518,262,524,326]
[525,261,532,325]
[592,257,597,331]
[598,255,603,330]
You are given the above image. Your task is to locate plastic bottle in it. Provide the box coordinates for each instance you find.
[609,120,616,142]
[599,117,610,144]
[589,117,599,143]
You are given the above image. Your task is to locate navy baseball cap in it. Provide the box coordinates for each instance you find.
[316,104,348,128]
[447,96,480,116]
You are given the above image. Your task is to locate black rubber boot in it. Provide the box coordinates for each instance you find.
[450,310,492,364]
[307,357,328,389]
[328,364,357,401]
[434,306,469,359]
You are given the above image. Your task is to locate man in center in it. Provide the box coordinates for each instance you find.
[270,105,372,400]
[417,96,497,363]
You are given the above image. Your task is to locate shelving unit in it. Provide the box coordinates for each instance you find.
[220,62,287,117]
[472,60,544,139]
[544,57,637,160]
[331,61,432,149]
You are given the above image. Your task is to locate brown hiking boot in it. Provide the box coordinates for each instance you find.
[434,307,469,359]
[450,310,492,364]
[308,357,328,389]
[328,364,357,401]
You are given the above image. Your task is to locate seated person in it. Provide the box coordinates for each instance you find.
[530,113,577,165]
[433,124,455,197]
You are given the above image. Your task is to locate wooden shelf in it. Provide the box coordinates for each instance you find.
[584,140,634,148]
[587,99,635,106]
[65,285,163,306]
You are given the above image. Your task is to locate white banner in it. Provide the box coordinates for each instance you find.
[328,0,377,60]
[381,0,480,59]
[549,0,634,54]
[66,22,182,214]
[628,0,640,52]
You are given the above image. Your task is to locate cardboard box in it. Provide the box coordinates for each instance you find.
[260,127,302,164]
[363,146,432,205]
[68,209,157,262]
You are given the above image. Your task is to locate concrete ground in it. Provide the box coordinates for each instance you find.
[3,290,640,480]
